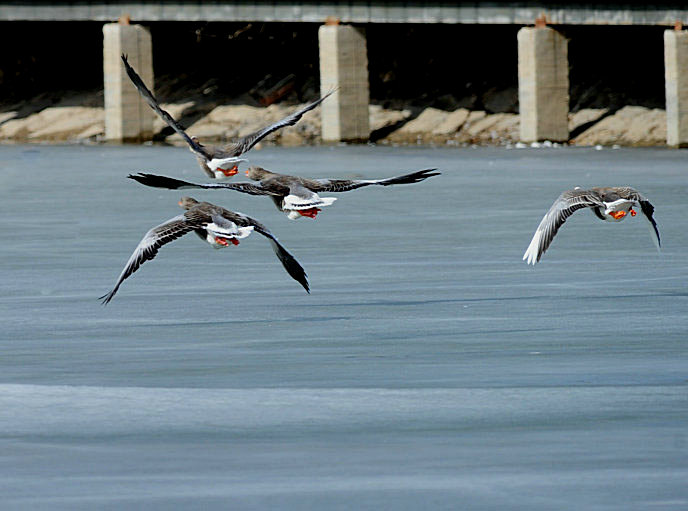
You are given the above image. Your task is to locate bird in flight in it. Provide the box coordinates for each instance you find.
[121,55,333,180]
[523,186,660,265]
[128,167,440,220]
[100,197,309,304]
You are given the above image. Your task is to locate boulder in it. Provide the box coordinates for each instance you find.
[369,104,411,132]
[167,102,323,146]
[75,124,104,141]
[384,107,452,143]
[0,111,17,125]
[568,108,608,132]
[573,106,666,146]
[462,113,519,144]
[0,106,103,141]
[396,107,449,135]
[432,108,470,135]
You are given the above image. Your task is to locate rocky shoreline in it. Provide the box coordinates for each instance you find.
[0,93,669,148]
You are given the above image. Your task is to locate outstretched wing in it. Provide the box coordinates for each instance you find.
[238,214,310,293]
[121,54,210,160]
[100,214,201,304]
[312,168,440,192]
[223,90,334,156]
[638,199,661,250]
[128,173,279,196]
[523,189,605,265]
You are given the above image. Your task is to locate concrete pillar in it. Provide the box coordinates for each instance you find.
[319,23,370,142]
[518,26,569,142]
[664,29,688,148]
[103,22,154,142]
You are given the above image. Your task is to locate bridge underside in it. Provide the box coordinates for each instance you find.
[1,2,688,25]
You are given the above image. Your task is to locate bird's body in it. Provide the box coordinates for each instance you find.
[523,186,660,265]
[129,167,440,220]
[121,55,333,180]
[100,197,309,304]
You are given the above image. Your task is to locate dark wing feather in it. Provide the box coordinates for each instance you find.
[241,215,310,293]
[313,168,440,192]
[121,55,210,160]
[223,90,334,156]
[639,199,661,249]
[614,187,661,250]
[100,214,201,304]
[523,189,605,264]
[128,173,278,196]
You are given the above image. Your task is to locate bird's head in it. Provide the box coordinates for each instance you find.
[178,197,199,210]
[245,165,270,181]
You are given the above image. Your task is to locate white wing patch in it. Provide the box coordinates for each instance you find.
[283,194,337,210]
[206,222,254,238]
[603,199,634,215]
[207,156,248,172]
[523,229,543,265]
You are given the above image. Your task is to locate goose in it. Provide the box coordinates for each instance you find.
[523,186,660,265]
[100,197,309,304]
[128,167,440,220]
[121,55,333,180]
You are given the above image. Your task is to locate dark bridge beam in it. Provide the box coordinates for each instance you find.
[2,2,688,25]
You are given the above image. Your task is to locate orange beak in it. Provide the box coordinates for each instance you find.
[245,170,250,176]
[630,208,637,217]
[609,210,627,220]
[178,200,183,206]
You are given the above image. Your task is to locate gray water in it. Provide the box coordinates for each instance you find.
[0,144,687,510]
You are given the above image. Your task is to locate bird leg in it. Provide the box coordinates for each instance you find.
[297,207,321,219]
[215,237,240,246]
[630,208,637,217]
[218,165,238,177]
[609,210,627,220]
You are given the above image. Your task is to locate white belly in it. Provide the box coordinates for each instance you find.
[205,225,254,247]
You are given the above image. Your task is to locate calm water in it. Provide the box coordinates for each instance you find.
[1,144,687,510]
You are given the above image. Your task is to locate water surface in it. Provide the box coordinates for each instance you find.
[0,144,687,509]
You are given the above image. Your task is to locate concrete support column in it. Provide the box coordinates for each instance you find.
[518,26,569,142]
[319,23,370,142]
[664,28,688,147]
[103,22,154,142]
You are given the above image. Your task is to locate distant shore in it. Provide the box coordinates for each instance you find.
[0,91,669,148]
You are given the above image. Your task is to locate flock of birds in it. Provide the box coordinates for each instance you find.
[101,55,662,304]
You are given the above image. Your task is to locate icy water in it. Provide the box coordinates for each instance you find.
[1,144,687,510]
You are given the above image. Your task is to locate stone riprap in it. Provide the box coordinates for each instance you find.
[0,100,672,147]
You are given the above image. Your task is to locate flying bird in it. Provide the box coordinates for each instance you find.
[100,197,309,304]
[523,186,660,265]
[121,55,333,180]
[128,167,440,220]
